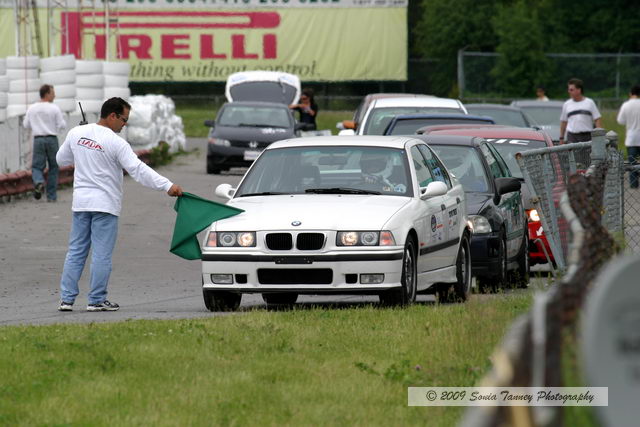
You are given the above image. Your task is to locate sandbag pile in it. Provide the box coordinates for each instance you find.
[0,59,7,121]
[6,56,40,118]
[40,55,77,113]
[103,61,131,101]
[127,95,186,152]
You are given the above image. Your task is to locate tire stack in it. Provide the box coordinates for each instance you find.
[127,95,186,152]
[6,56,40,118]
[0,59,7,122]
[103,61,130,101]
[40,55,77,114]
[75,60,104,114]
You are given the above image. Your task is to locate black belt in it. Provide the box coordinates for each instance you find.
[34,135,57,138]
[567,131,591,135]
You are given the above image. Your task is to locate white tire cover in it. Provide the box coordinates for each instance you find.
[8,92,39,105]
[0,108,6,122]
[0,59,6,75]
[7,104,28,118]
[0,93,7,108]
[41,70,76,85]
[6,56,39,69]
[6,68,39,80]
[54,84,77,98]
[40,55,76,72]
[102,62,131,76]
[9,78,42,93]
[103,87,131,100]
[76,60,103,74]
[103,74,129,88]
[77,99,103,114]
[54,97,77,112]
[76,74,104,88]
[76,87,103,100]
[0,76,9,92]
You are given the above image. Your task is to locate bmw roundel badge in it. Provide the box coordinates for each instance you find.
[291,221,302,226]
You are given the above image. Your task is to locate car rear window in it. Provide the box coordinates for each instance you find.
[218,105,292,128]
[364,107,463,135]
[387,117,492,135]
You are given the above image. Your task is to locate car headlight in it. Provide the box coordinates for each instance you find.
[209,138,231,147]
[468,215,492,234]
[527,209,540,222]
[336,231,396,246]
[205,231,256,247]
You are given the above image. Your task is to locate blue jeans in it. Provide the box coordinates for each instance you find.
[60,212,119,305]
[628,146,640,189]
[32,136,59,201]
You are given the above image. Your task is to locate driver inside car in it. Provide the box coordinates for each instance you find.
[360,153,396,192]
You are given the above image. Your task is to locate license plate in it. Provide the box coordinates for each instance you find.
[244,150,260,161]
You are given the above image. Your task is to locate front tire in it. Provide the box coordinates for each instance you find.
[203,289,241,312]
[438,232,471,303]
[379,237,417,306]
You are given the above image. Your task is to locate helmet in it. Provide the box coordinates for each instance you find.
[360,152,393,179]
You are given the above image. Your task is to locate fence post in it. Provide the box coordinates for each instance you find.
[590,128,607,166]
[457,48,466,98]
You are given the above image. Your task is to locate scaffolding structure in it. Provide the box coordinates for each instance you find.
[13,0,42,56]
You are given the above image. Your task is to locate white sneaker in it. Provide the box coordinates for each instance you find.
[86,300,120,312]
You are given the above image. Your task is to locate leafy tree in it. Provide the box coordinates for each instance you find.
[491,0,551,97]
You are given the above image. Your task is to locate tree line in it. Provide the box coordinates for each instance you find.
[409,0,640,98]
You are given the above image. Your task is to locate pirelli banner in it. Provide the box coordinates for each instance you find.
[0,0,407,82]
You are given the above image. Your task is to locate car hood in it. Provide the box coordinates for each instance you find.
[465,192,493,215]
[213,125,295,143]
[213,195,411,230]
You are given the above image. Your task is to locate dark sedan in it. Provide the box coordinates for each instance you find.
[382,113,495,136]
[465,103,537,128]
[204,101,303,174]
[415,134,528,291]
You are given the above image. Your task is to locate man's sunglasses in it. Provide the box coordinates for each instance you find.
[116,113,128,124]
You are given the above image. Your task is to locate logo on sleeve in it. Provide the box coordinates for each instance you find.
[77,137,103,151]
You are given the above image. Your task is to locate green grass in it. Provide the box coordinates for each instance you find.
[176,104,352,138]
[0,294,532,426]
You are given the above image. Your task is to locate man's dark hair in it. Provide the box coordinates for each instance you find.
[631,85,640,96]
[568,78,584,93]
[100,97,132,119]
[39,84,53,99]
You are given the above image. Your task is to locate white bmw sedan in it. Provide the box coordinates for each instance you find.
[201,136,471,311]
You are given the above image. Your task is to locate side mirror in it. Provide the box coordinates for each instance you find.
[494,177,520,204]
[338,129,356,136]
[420,181,448,200]
[204,119,215,127]
[215,183,235,200]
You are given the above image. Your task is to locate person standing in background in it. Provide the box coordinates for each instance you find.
[56,97,183,312]
[559,78,602,144]
[617,85,640,189]
[536,86,549,101]
[23,84,67,201]
[289,88,318,130]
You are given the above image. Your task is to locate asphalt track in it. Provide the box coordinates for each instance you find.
[1,138,545,326]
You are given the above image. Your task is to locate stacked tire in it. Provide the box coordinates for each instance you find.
[6,56,40,118]
[0,59,7,122]
[40,55,77,113]
[75,60,103,114]
[103,62,130,101]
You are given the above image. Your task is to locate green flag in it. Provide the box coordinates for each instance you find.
[170,192,244,260]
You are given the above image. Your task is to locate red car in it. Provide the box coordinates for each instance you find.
[419,125,562,266]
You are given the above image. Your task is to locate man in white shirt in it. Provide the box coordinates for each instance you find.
[56,97,183,312]
[559,78,602,144]
[23,84,67,201]
[617,85,640,188]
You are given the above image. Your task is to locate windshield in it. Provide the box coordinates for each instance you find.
[235,146,413,197]
[486,138,548,179]
[229,81,297,104]
[430,145,490,193]
[364,107,463,135]
[387,117,492,135]
[465,107,528,127]
[518,106,562,126]
[218,104,292,128]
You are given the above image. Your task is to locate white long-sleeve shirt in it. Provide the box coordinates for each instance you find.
[57,123,173,216]
[23,101,67,136]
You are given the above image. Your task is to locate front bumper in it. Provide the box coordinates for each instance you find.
[469,231,501,277]
[201,250,404,294]
[207,144,263,169]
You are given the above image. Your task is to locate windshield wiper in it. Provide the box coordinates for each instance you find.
[305,187,381,195]
[238,192,288,197]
